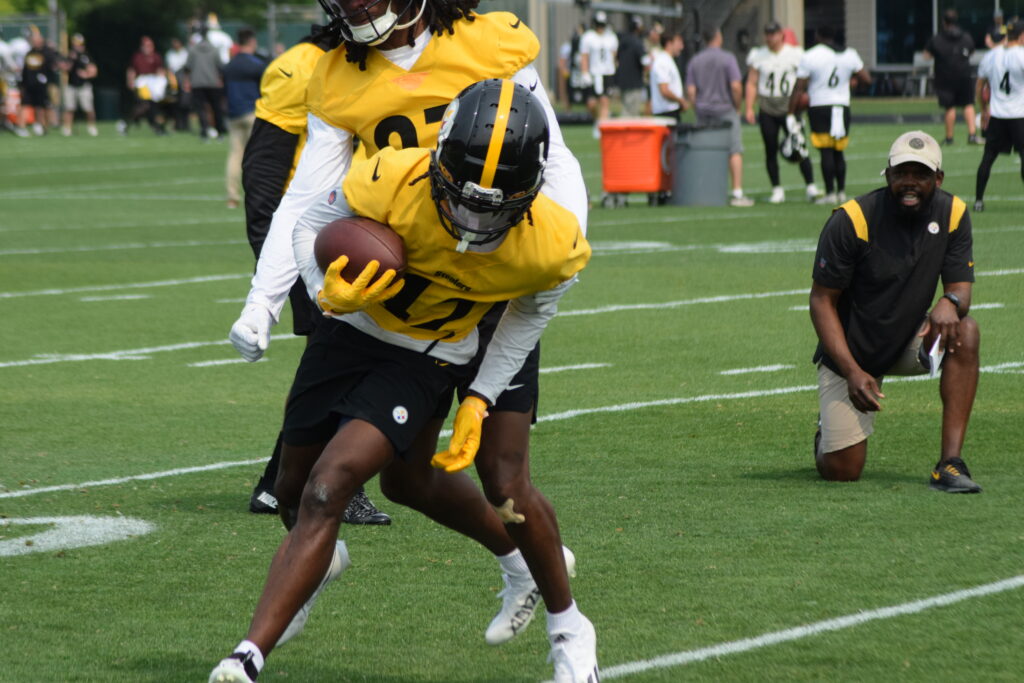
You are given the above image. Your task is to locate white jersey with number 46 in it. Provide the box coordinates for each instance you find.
[797,43,864,107]
[979,44,1024,119]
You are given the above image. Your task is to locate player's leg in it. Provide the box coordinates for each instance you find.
[819,148,837,197]
[944,107,957,142]
[759,111,783,201]
[938,316,980,462]
[378,418,518,556]
[815,363,875,481]
[974,118,1006,209]
[243,419,393,660]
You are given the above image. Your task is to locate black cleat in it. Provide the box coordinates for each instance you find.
[941,137,955,146]
[967,133,983,145]
[930,457,982,493]
[344,488,392,525]
[973,199,984,213]
[249,485,279,514]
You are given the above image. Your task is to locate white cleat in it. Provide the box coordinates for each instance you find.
[805,183,820,202]
[209,653,257,683]
[276,540,351,646]
[485,546,577,645]
[548,615,599,683]
[814,192,837,206]
[769,186,785,204]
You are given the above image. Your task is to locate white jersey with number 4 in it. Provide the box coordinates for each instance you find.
[979,44,1024,119]
[580,29,618,76]
[797,43,863,107]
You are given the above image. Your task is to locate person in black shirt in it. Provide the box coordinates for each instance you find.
[615,17,648,116]
[61,33,98,136]
[924,9,981,145]
[809,131,982,493]
[17,30,58,135]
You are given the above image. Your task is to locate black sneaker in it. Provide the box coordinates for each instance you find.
[344,488,392,525]
[968,133,983,145]
[930,457,982,493]
[249,484,279,514]
[973,199,984,213]
[942,137,954,146]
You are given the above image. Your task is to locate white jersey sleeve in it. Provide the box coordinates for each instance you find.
[512,64,589,235]
[245,114,355,320]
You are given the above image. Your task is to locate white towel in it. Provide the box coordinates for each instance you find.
[829,106,846,139]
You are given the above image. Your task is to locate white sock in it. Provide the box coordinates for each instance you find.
[732,188,743,199]
[496,548,530,576]
[234,640,264,672]
[546,600,583,633]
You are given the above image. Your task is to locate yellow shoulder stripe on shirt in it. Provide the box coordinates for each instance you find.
[839,199,868,242]
[950,196,966,232]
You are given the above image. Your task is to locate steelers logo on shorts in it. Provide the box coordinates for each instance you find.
[392,406,409,424]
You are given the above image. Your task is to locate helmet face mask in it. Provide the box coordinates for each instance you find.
[781,127,809,163]
[317,0,424,45]
[429,79,549,247]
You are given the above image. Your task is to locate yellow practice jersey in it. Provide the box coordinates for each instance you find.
[307,11,539,156]
[254,41,326,185]
[344,147,590,343]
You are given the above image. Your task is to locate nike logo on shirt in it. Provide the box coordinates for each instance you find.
[372,159,382,181]
[510,18,521,29]
[278,68,293,78]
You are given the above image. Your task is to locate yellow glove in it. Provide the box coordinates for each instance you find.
[431,396,489,472]
[317,255,404,315]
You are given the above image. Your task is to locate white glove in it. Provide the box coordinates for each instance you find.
[580,71,594,88]
[229,303,274,362]
[786,114,802,135]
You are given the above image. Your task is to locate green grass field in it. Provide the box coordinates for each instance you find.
[2,114,1022,682]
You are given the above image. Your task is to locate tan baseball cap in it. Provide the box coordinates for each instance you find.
[886,131,942,171]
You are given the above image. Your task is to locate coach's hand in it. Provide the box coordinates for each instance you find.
[846,368,885,413]
[317,255,404,315]
[432,396,489,473]
[229,303,274,362]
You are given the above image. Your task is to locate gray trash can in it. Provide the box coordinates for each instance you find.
[95,87,122,121]
[669,122,731,206]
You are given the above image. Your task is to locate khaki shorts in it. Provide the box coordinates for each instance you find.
[817,331,930,454]
[63,84,94,113]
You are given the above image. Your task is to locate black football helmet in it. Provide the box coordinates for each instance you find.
[430,79,549,247]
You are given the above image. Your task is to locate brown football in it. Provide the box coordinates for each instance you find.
[314,216,406,282]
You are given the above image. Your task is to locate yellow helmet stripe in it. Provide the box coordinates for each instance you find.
[479,81,515,188]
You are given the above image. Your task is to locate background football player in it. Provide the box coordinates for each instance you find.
[225,0,591,668]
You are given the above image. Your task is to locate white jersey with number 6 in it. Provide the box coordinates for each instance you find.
[979,44,1024,119]
[797,43,864,107]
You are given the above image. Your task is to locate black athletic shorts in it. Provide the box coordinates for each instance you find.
[21,82,49,108]
[807,105,851,149]
[936,77,975,109]
[983,116,1024,155]
[282,318,471,453]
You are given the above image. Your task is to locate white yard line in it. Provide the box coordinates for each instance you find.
[3,362,1020,498]
[585,575,1024,681]
[720,364,795,375]
[0,273,249,300]
[0,239,244,257]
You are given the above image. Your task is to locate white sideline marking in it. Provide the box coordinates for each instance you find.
[0,458,266,499]
[0,239,243,257]
[0,333,296,368]
[0,216,233,234]
[0,516,155,556]
[588,575,1024,681]
[80,294,151,302]
[188,358,268,367]
[540,363,610,374]
[793,302,1004,312]
[719,364,795,375]
[3,362,1020,499]
[558,289,807,317]
[0,273,249,299]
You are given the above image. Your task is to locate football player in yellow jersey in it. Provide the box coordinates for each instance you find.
[211,80,598,683]
[225,0,592,668]
[238,29,391,525]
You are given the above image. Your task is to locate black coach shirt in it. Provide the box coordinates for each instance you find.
[925,27,974,81]
[812,187,975,377]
